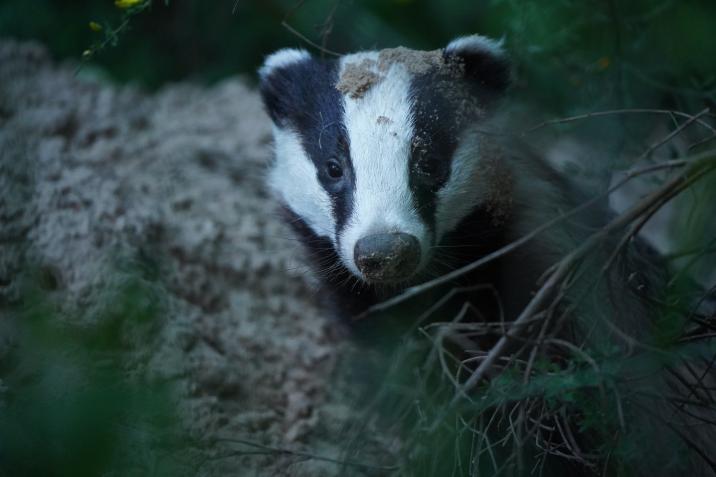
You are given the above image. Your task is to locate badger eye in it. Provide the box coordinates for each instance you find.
[326,159,343,179]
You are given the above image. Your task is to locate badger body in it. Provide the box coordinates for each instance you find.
[259,35,580,319]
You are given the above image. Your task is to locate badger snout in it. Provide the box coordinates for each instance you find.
[353,232,421,282]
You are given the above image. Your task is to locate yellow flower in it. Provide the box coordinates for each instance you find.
[115,0,143,9]
[596,56,610,71]
[89,21,102,32]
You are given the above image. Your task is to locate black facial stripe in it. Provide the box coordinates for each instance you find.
[408,71,462,235]
[280,204,340,269]
[261,58,355,239]
[310,130,354,238]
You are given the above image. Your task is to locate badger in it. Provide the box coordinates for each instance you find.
[258,35,576,319]
[258,35,716,476]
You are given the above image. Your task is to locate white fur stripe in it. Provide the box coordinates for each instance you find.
[337,52,430,278]
[435,131,483,240]
[268,126,336,239]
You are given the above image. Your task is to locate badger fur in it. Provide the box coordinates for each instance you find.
[259,35,716,476]
[259,36,568,316]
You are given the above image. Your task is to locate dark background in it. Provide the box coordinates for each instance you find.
[2,0,715,113]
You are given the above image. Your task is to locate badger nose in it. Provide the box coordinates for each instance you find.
[354,232,421,282]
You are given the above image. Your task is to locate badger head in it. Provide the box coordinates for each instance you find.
[259,35,511,285]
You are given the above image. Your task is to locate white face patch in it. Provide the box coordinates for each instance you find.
[336,53,430,279]
[435,130,484,240]
[268,126,336,240]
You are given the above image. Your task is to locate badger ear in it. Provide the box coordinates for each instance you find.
[258,48,312,126]
[443,35,510,94]
[258,48,312,80]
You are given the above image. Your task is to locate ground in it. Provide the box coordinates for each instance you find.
[0,40,394,476]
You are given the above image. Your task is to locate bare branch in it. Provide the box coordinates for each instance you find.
[439,152,716,419]
[213,436,399,472]
[522,108,716,135]
[281,21,341,57]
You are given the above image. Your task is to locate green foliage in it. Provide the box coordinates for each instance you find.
[0,259,193,477]
[1,0,714,114]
